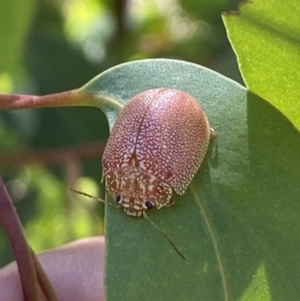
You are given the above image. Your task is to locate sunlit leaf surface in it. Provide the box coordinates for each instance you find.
[223,0,300,130]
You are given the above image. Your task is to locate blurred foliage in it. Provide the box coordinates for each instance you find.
[0,0,36,73]
[0,0,242,267]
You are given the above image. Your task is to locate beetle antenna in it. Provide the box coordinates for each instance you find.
[70,188,119,209]
[142,211,185,260]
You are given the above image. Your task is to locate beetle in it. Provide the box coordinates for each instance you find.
[71,88,214,258]
[102,88,212,217]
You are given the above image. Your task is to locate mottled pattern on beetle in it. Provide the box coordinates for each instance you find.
[102,88,210,197]
[105,166,173,213]
[102,91,154,175]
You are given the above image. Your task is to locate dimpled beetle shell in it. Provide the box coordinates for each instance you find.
[102,88,211,217]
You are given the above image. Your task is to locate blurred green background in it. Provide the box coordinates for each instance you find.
[0,0,242,267]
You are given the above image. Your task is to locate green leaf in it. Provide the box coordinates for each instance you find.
[0,0,35,73]
[222,0,300,130]
[81,59,300,301]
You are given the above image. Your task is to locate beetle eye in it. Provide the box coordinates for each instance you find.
[145,200,154,210]
[116,195,121,203]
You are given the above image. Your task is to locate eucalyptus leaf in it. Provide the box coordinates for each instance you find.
[81,59,300,301]
[222,0,300,130]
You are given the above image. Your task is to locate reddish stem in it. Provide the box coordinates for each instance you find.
[31,249,58,301]
[0,178,40,301]
[0,89,99,110]
[0,179,59,301]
